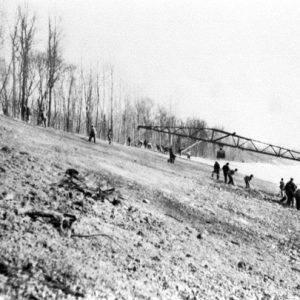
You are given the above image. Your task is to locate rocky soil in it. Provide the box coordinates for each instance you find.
[0,116,299,300]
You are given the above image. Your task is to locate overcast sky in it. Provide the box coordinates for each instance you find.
[3,0,300,149]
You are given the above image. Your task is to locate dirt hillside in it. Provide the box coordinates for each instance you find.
[0,116,299,300]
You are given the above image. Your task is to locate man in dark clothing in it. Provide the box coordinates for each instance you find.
[21,105,26,121]
[279,178,285,197]
[211,161,220,180]
[40,109,47,127]
[127,136,131,146]
[228,169,238,185]
[222,163,230,183]
[244,174,253,189]
[294,189,300,210]
[89,125,96,143]
[168,148,176,164]
[285,178,297,207]
[107,129,112,144]
[26,107,31,123]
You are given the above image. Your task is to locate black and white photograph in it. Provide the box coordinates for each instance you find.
[0,0,300,299]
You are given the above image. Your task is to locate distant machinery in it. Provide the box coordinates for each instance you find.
[138,125,300,162]
[216,147,226,159]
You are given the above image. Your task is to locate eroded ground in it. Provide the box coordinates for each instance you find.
[0,116,299,300]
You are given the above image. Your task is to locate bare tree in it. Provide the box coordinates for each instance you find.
[0,5,4,51]
[47,17,62,126]
[110,66,114,140]
[66,66,75,132]
[60,63,76,131]
[0,60,12,115]
[33,51,48,123]
[95,72,101,134]
[0,5,9,115]
[18,6,36,120]
[10,18,20,117]
[135,97,154,141]
[76,74,84,134]
[100,66,106,139]
[123,94,136,142]
[81,68,93,135]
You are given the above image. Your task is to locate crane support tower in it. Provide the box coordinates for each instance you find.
[137,125,300,162]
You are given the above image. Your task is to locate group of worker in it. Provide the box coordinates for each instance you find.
[279,178,300,209]
[211,161,250,187]
[21,106,48,127]
[88,125,112,144]
[89,125,300,211]
[89,124,154,149]
[21,106,32,123]
[212,161,300,210]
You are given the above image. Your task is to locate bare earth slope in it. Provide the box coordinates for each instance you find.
[0,116,299,300]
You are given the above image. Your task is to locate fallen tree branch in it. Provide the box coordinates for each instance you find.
[71,233,123,248]
[58,175,115,201]
[22,210,76,232]
[165,213,183,223]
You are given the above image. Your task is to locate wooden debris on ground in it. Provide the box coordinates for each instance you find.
[20,209,77,233]
[58,168,117,203]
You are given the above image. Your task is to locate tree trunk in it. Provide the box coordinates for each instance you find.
[110,67,113,140]
[66,75,74,132]
[48,86,52,126]
[95,73,100,137]
[12,48,16,118]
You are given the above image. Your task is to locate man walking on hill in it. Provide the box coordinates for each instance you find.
[107,129,112,144]
[21,105,26,121]
[294,189,300,210]
[228,168,238,185]
[26,107,31,123]
[186,151,191,160]
[89,124,96,143]
[40,109,47,127]
[222,162,230,183]
[211,161,220,180]
[244,174,253,189]
[279,178,285,197]
[285,178,297,207]
[168,147,176,164]
[178,148,182,156]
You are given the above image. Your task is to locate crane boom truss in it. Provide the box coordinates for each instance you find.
[138,125,300,162]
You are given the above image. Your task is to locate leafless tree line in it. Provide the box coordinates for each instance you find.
[0,5,212,155]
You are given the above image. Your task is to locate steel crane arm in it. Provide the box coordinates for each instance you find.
[137,125,300,161]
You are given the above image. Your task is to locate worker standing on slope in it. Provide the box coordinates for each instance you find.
[211,161,220,180]
[89,124,96,143]
[222,162,230,183]
[168,147,176,164]
[186,151,191,160]
[26,107,31,123]
[107,129,112,144]
[40,108,47,127]
[178,148,182,156]
[284,178,297,207]
[294,189,300,210]
[279,178,285,197]
[244,174,253,189]
[228,168,238,185]
[21,105,26,121]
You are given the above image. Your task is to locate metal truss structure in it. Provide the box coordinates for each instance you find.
[138,125,300,162]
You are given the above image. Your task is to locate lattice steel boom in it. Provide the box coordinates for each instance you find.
[138,125,300,162]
